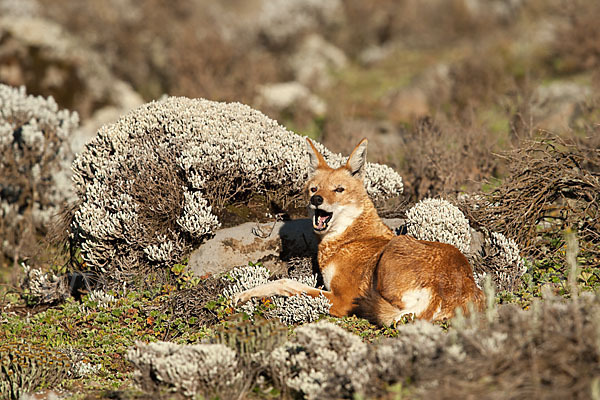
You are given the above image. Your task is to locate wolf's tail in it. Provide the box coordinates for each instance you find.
[352,288,401,326]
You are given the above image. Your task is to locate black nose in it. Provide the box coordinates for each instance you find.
[310,195,323,206]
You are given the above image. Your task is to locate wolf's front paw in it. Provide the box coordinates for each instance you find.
[232,290,255,306]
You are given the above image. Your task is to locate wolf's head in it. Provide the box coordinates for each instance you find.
[305,138,371,238]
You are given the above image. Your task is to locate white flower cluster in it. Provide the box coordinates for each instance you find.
[86,290,116,308]
[61,346,102,379]
[406,198,472,254]
[71,360,102,378]
[223,264,331,325]
[143,235,185,263]
[71,96,402,282]
[259,0,343,47]
[0,84,78,259]
[127,341,242,398]
[269,321,371,399]
[480,231,527,291]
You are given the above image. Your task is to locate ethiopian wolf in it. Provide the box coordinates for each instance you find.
[234,138,484,325]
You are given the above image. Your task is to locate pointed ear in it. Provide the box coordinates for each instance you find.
[345,138,368,178]
[306,138,328,172]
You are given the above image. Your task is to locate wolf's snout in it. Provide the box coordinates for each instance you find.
[310,195,323,207]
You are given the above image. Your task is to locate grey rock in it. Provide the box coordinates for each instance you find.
[531,81,592,132]
[255,81,327,116]
[189,218,405,278]
[290,34,347,90]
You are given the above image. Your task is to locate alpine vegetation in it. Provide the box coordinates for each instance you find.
[223,264,331,324]
[269,321,371,399]
[126,292,600,399]
[70,96,403,286]
[20,262,69,305]
[0,84,78,262]
[479,231,527,291]
[405,197,471,254]
[127,341,243,398]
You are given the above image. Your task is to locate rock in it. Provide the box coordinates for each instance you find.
[255,81,327,116]
[290,34,347,90]
[358,45,395,66]
[0,0,39,17]
[189,219,317,277]
[0,16,144,121]
[189,218,405,277]
[531,81,592,132]
[258,0,344,49]
[385,87,430,122]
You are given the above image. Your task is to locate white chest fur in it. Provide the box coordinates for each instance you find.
[321,263,337,290]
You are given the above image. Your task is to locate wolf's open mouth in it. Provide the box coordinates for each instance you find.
[313,208,333,231]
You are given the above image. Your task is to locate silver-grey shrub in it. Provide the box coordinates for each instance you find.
[70,96,403,285]
[0,84,78,262]
[405,197,471,254]
[269,321,371,399]
[127,341,243,398]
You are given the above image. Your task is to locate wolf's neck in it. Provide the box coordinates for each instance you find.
[321,203,393,246]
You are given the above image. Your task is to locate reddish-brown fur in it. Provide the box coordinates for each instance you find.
[234,138,484,325]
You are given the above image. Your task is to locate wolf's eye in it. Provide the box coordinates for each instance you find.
[310,187,318,193]
[334,187,345,193]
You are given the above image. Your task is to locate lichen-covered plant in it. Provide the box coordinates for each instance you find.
[476,231,527,291]
[405,197,472,254]
[127,291,600,399]
[20,263,70,305]
[223,264,331,325]
[127,341,243,398]
[372,320,449,386]
[0,84,78,263]
[0,340,71,400]
[269,321,371,399]
[70,96,403,286]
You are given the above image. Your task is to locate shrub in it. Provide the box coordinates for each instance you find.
[70,96,403,287]
[0,84,78,263]
[19,263,69,305]
[127,341,243,398]
[405,197,471,254]
[477,231,526,291]
[398,117,498,202]
[128,292,600,399]
[213,314,288,363]
[418,293,600,398]
[552,0,600,74]
[459,138,600,262]
[269,321,371,399]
